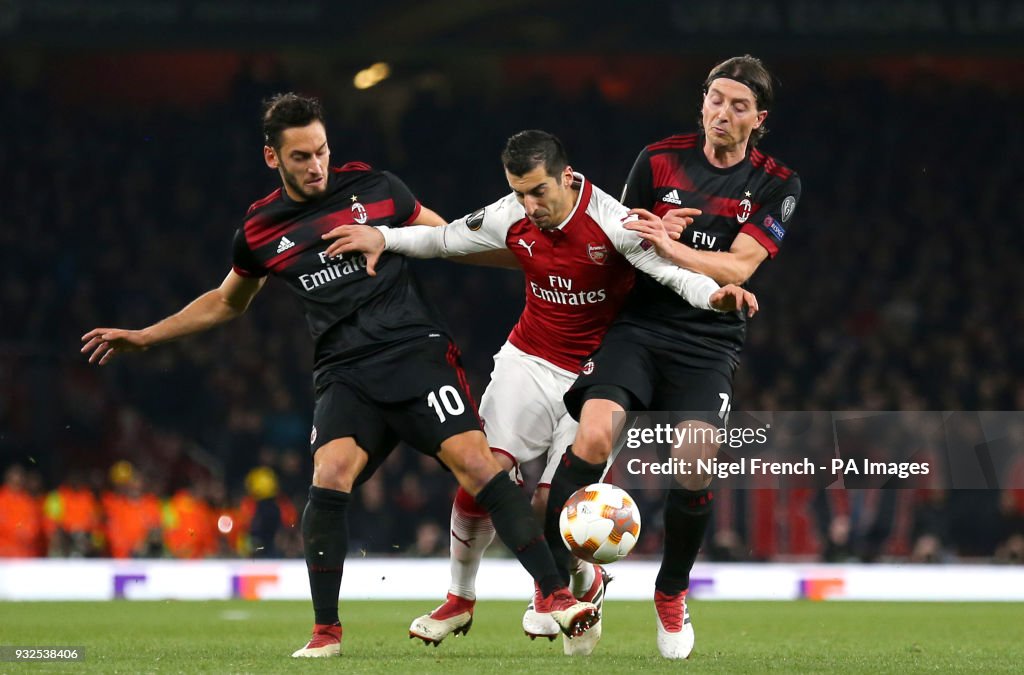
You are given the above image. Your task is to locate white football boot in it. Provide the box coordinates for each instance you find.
[408,593,475,646]
[523,583,561,641]
[654,589,694,659]
[291,623,342,657]
[563,564,612,656]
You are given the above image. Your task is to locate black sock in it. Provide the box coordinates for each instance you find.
[544,447,606,584]
[475,472,563,597]
[302,486,350,625]
[656,488,713,595]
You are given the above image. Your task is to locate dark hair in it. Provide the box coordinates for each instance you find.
[702,55,775,146]
[261,93,325,149]
[501,130,568,177]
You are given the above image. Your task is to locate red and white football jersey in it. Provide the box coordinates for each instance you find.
[382,175,719,372]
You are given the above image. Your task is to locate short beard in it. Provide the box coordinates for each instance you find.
[283,170,327,202]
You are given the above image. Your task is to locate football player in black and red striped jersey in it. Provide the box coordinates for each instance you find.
[551,55,803,659]
[81,93,599,657]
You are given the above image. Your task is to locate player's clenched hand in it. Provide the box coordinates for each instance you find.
[710,285,759,317]
[80,328,148,365]
[623,209,677,259]
[322,225,385,276]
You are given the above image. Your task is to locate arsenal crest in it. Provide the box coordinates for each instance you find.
[587,242,608,265]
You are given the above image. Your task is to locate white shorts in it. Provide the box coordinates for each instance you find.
[479,342,579,487]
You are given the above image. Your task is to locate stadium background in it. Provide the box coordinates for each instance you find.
[1,0,1022,572]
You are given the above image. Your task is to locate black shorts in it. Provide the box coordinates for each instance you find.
[564,335,735,426]
[311,338,481,485]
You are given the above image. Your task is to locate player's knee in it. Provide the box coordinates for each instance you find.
[439,431,501,493]
[531,487,549,521]
[677,472,714,491]
[573,422,613,463]
[670,422,720,490]
[311,441,365,492]
[491,449,515,473]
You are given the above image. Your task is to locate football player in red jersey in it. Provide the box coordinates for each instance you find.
[324,129,755,655]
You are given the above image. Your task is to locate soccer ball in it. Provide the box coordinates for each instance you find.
[559,483,641,565]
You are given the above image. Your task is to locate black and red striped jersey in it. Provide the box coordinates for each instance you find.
[231,163,450,377]
[617,133,801,369]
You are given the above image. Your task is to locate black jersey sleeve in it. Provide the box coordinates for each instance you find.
[231,228,268,278]
[740,173,802,259]
[382,171,424,226]
[621,148,655,209]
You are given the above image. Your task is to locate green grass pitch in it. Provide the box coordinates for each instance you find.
[0,600,1021,673]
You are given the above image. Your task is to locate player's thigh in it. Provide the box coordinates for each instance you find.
[563,338,657,422]
[312,379,399,489]
[311,438,371,492]
[378,339,483,463]
[482,342,575,478]
[652,360,734,427]
[653,362,734,489]
[436,429,505,495]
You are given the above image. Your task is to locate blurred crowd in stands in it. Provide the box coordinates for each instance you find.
[1,56,1022,563]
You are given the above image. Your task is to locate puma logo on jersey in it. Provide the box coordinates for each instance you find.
[661,189,682,205]
[517,238,536,256]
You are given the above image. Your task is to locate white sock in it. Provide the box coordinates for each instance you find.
[447,500,496,601]
[569,557,596,598]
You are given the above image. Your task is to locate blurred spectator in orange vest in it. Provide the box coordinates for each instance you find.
[236,466,297,558]
[0,465,45,557]
[44,471,101,557]
[101,461,163,558]
[162,480,216,559]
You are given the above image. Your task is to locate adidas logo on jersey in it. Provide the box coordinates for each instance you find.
[276,236,295,254]
[661,189,682,205]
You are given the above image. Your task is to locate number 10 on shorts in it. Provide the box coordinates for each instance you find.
[427,385,466,422]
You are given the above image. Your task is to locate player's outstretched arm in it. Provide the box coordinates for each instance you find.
[411,206,446,227]
[626,207,768,285]
[603,208,722,311]
[323,221,517,273]
[80,270,265,365]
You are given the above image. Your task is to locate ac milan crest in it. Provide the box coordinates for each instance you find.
[351,201,368,224]
[736,198,753,224]
[581,359,595,375]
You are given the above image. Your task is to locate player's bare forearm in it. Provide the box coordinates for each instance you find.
[626,211,767,285]
[665,246,745,285]
[143,291,245,343]
[666,237,767,286]
[81,272,263,365]
[145,272,264,342]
